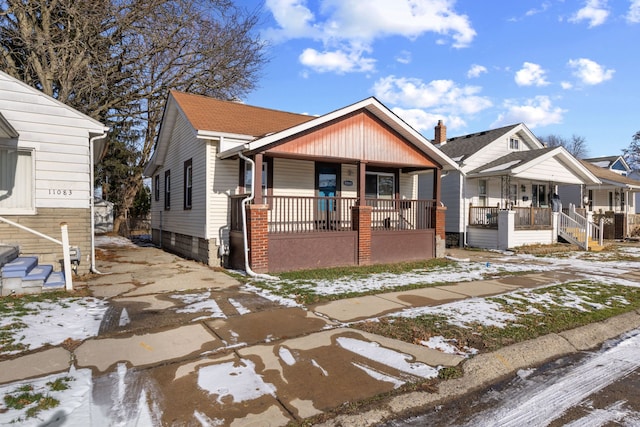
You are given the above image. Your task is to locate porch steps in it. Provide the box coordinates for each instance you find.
[0,255,64,296]
[561,227,603,252]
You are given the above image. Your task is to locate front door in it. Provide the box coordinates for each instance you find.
[316,164,339,229]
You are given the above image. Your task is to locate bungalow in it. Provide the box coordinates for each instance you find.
[143,92,459,273]
[0,71,109,292]
[426,121,602,250]
[558,155,640,239]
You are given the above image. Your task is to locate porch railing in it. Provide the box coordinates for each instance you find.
[230,195,435,233]
[366,198,435,230]
[513,207,552,228]
[469,206,499,228]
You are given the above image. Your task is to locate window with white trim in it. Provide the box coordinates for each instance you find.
[509,138,519,150]
[154,175,160,201]
[0,147,34,213]
[164,170,171,210]
[478,179,487,206]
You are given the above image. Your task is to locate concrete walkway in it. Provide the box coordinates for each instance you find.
[1,241,639,426]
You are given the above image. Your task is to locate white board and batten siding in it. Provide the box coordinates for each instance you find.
[0,72,106,211]
[152,112,207,239]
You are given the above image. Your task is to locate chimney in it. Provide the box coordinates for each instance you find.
[434,120,447,145]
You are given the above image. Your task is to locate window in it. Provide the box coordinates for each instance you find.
[164,170,171,210]
[478,179,487,206]
[154,175,160,201]
[532,184,547,207]
[184,159,192,210]
[242,159,272,204]
[509,138,519,150]
[0,148,34,213]
[509,184,517,206]
[365,172,395,199]
[620,191,625,211]
[588,189,593,211]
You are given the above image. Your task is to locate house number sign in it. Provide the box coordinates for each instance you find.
[48,189,73,196]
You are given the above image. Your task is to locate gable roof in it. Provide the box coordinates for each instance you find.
[438,123,543,165]
[224,97,460,171]
[170,91,315,137]
[584,155,631,172]
[467,146,600,184]
[580,160,640,189]
[146,94,461,176]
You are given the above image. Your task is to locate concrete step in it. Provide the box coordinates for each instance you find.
[1,256,38,278]
[22,264,54,288]
[43,271,66,291]
[0,244,19,267]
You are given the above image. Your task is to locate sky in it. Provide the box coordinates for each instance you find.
[234,0,640,158]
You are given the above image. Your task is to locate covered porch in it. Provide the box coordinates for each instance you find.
[221,99,458,273]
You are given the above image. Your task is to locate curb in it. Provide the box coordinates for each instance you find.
[314,309,640,426]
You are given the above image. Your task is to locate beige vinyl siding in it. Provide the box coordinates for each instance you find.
[155,112,207,238]
[273,158,315,196]
[399,173,417,199]
[207,144,239,245]
[0,74,104,211]
[341,164,358,198]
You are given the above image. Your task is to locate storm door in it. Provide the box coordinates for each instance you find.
[315,164,340,230]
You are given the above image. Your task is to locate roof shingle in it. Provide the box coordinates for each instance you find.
[170,90,314,137]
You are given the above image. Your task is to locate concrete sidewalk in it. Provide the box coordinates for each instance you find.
[1,241,639,426]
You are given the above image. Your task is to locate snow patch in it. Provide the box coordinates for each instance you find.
[197,359,276,404]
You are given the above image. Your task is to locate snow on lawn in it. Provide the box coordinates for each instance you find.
[0,298,109,355]
[267,261,556,297]
[392,282,630,329]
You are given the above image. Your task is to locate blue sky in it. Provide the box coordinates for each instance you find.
[236,0,640,158]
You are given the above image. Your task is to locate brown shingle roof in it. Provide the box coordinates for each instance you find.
[580,159,640,187]
[170,90,315,137]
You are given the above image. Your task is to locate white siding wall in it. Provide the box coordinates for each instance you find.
[207,146,239,245]
[399,173,417,199]
[516,157,584,184]
[467,228,498,249]
[512,229,554,247]
[0,74,105,211]
[151,112,207,238]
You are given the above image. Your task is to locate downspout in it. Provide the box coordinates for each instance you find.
[237,149,278,280]
[90,131,108,274]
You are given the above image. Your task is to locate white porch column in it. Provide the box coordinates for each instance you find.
[497,210,515,250]
[552,212,559,243]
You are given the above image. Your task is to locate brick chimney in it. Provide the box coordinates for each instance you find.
[434,120,447,145]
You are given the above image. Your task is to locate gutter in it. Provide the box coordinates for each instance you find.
[89,130,109,275]
[237,148,278,280]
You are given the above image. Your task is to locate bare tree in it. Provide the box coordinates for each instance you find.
[540,133,589,159]
[623,130,640,170]
[0,0,267,233]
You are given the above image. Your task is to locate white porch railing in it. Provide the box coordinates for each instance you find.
[0,216,73,290]
[558,204,603,250]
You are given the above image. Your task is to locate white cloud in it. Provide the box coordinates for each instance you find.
[396,50,412,64]
[628,0,640,23]
[569,0,610,27]
[515,62,550,86]
[372,75,492,115]
[467,64,488,78]
[561,81,573,90]
[491,96,566,128]
[525,2,551,17]
[568,58,614,85]
[299,47,376,73]
[265,0,477,73]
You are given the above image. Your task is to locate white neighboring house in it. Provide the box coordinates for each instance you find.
[558,155,640,238]
[425,121,601,250]
[0,71,109,275]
